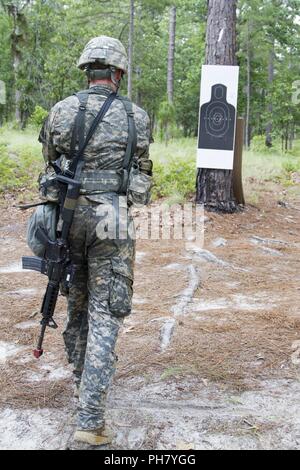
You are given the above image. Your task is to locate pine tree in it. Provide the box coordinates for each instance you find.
[196,0,239,213]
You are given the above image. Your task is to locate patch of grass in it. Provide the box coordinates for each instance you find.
[246,190,260,206]
[243,150,284,182]
[160,365,197,381]
[286,186,300,198]
[160,366,186,380]
[0,128,42,192]
[282,159,300,174]
[0,126,41,150]
[251,135,281,156]
[151,139,197,202]
[150,138,300,204]
[0,143,18,189]
[1,127,299,202]
[152,159,196,202]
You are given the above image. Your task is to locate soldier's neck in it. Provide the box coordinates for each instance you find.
[89,80,117,92]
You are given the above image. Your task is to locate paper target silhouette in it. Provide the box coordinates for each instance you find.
[197,66,239,170]
[199,84,236,150]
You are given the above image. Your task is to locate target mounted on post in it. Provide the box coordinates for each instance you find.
[197,65,239,170]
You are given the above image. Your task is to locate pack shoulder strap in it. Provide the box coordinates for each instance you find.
[69,92,117,177]
[69,92,88,165]
[117,96,137,170]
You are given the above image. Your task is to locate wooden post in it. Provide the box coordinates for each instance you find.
[232,117,245,206]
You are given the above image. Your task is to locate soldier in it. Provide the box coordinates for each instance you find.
[38,36,152,446]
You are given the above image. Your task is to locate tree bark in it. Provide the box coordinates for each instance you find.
[127,0,134,100]
[3,1,29,126]
[289,122,294,151]
[10,4,23,125]
[196,0,239,213]
[245,20,251,149]
[265,41,275,147]
[136,66,142,107]
[167,6,176,104]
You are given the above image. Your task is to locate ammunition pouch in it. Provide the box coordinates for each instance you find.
[127,166,152,206]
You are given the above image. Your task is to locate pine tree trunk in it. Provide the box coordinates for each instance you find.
[136,66,142,107]
[127,0,134,100]
[265,41,275,147]
[289,122,294,151]
[245,20,251,149]
[167,6,176,104]
[196,0,239,213]
[8,3,25,126]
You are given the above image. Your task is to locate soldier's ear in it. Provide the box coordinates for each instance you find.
[116,69,123,81]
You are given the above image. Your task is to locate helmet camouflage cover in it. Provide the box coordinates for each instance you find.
[77,36,128,73]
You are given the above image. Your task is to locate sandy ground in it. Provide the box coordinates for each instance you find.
[0,189,300,450]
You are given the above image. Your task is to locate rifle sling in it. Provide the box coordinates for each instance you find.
[60,92,117,232]
[69,91,117,177]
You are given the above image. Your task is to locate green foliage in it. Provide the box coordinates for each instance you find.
[1,126,300,202]
[0,143,18,190]
[238,0,300,146]
[250,135,280,154]
[160,366,187,380]
[0,0,299,149]
[282,160,300,174]
[0,129,42,191]
[29,105,48,127]
[174,6,205,137]
[153,158,196,202]
[251,134,300,157]
[0,146,42,192]
[158,100,175,126]
[157,100,176,142]
[149,137,197,201]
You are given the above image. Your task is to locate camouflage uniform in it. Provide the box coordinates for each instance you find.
[39,84,151,430]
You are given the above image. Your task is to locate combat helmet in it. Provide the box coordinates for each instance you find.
[77,36,128,73]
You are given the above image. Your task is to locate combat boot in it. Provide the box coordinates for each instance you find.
[74,427,113,446]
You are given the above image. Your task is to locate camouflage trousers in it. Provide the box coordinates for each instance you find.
[62,196,135,430]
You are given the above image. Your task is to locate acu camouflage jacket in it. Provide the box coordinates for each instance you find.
[38,84,152,203]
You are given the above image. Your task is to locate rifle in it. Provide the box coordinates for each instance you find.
[22,92,117,358]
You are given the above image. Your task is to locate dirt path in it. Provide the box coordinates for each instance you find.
[0,192,300,450]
